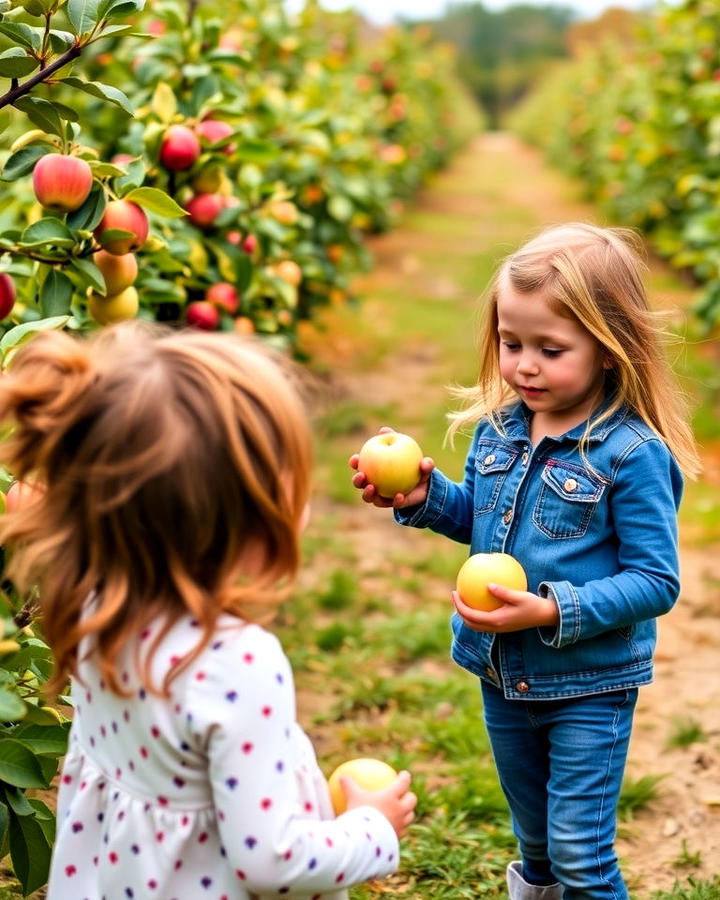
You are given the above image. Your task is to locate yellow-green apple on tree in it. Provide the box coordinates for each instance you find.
[93,250,138,295]
[456,553,527,612]
[358,431,424,499]
[186,300,220,330]
[273,260,302,286]
[234,316,255,335]
[327,758,397,816]
[269,200,299,225]
[159,124,201,171]
[0,273,15,319]
[94,200,149,255]
[32,154,93,213]
[206,282,239,314]
[87,286,139,325]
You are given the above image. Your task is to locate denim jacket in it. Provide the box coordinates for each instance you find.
[396,401,684,700]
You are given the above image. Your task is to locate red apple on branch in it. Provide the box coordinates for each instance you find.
[159,125,201,171]
[186,300,220,330]
[94,200,149,255]
[184,193,225,228]
[195,119,235,154]
[205,282,239,314]
[32,154,93,213]
[0,273,16,320]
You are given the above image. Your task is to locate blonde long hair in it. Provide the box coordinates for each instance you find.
[448,223,701,479]
[0,323,313,696]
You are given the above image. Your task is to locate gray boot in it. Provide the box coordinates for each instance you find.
[507,861,562,900]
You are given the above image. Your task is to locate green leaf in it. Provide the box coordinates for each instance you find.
[70,256,105,293]
[3,786,33,817]
[13,724,69,757]
[0,740,47,788]
[60,76,133,115]
[0,23,41,51]
[66,183,106,232]
[0,689,25,721]
[40,269,74,317]
[48,29,74,53]
[234,139,281,164]
[123,187,186,218]
[0,48,39,78]
[67,0,100,35]
[8,810,52,895]
[97,0,143,17]
[20,218,75,249]
[0,143,48,182]
[13,97,66,138]
[0,316,70,356]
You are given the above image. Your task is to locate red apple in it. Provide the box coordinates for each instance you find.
[205,282,239,314]
[0,274,15,320]
[184,193,225,228]
[186,300,220,330]
[159,125,201,171]
[195,119,235,154]
[241,234,258,254]
[32,154,93,213]
[95,200,149,255]
[93,250,138,295]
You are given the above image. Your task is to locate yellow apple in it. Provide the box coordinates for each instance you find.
[87,286,139,325]
[456,552,527,612]
[327,758,397,816]
[357,432,423,499]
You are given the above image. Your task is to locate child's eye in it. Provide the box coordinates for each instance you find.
[542,348,563,358]
[502,342,520,352]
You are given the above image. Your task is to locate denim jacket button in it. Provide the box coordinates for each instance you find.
[483,453,496,466]
[485,666,499,682]
[521,451,529,465]
[503,509,513,525]
[515,681,530,693]
[563,478,578,492]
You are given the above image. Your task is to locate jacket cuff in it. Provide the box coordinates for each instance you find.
[393,469,448,528]
[537,580,579,648]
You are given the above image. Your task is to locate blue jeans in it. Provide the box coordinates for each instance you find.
[481,682,638,900]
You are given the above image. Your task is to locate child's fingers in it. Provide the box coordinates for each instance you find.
[349,453,359,471]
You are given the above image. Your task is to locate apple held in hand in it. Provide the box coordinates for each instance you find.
[328,758,397,816]
[456,552,527,612]
[358,432,423,499]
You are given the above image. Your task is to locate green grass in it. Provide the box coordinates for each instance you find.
[652,876,720,900]
[666,717,708,749]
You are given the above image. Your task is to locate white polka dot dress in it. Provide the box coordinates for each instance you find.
[47,616,400,899]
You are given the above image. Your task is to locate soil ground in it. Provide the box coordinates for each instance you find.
[302,133,720,895]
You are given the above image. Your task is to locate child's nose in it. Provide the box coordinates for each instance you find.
[517,352,539,375]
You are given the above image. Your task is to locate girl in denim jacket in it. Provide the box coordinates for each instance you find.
[351,224,700,900]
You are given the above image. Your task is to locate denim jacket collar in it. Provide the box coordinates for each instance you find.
[499,395,628,445]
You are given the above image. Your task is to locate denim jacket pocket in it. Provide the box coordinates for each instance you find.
[474,443,518,515]
[533,460,606,539]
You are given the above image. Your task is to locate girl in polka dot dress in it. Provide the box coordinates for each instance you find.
[0,323,416,900]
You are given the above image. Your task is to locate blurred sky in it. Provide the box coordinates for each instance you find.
[285,0,656,25]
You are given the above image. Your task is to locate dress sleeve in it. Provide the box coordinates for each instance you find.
[537,437,684,647]
[187,626,399,896]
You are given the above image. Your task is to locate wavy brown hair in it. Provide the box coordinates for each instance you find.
[448,223,701,479]
[0,322,313,696]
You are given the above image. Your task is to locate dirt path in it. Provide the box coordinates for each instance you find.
[305,133,720,894]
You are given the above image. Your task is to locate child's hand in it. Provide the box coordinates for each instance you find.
[349,427,435,509]
[451,585,560,633]
[341,770,417,837]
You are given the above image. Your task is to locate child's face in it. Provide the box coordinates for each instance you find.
[496,276,610,431]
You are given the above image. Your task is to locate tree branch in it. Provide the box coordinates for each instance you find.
[0,43,84,110]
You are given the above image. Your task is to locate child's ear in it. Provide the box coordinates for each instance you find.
[602,354,615,371]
